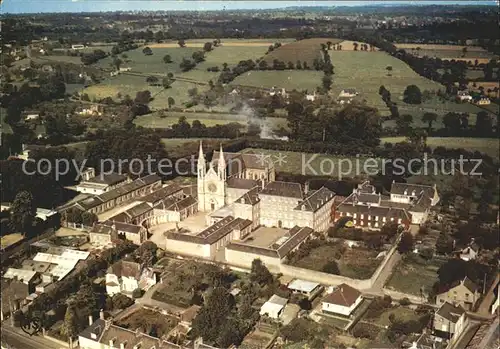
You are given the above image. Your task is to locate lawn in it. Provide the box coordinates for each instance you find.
[290,243,381,280]
[373,307,417,327]
[328,51,443,109]
[386,256,443,296]
[161,138,229,157]
[95,47,199,75]
[115,308,178,338]
[319,314,350,330]
[231,70,323,92]
[380,137,500,159]
[241,148,382,178]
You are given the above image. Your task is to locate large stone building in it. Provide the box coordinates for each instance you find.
[164,144,335,262]
[334,181,439,229]
[196,143,335,229]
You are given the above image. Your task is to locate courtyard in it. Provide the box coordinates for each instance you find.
[149,212,208,249]
[241,226,289,248]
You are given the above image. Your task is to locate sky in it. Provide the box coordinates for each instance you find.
[1,0,497,14]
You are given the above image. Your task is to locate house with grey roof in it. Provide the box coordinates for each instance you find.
[433,301,466,338]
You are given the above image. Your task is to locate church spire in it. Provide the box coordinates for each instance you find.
[197,141,206,178]
[218,143,226,180]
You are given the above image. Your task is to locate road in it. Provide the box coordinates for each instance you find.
[1,325,61,349]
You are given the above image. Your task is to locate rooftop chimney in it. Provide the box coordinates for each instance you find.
[88,315,93,326]
[305,182,309,195]
[100,309,105,320]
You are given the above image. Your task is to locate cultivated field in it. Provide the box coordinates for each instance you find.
[231,70,323,92]
[328,51,442,108]
[338,40,380,51]
[386,256,443,296]
[407,49,494,59]
[381,137,500,159]
[262,38,343,66]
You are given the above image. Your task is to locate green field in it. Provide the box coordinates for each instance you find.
[328,51,443,109]
[82,74,166,104]
[134,111,287,130]
[134,111,248,128]
[231,70,323,92]
[96,47,199,75]
[381,136,500,159]
[149,80,210,110]
[0,233,24,249]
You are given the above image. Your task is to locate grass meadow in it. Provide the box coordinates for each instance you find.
[327,51,443,109]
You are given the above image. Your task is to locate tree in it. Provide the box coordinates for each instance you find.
[397,231,414,254]
[162,77,172,89]
[322,260,339,274]
[167,97,175,109]
[322,74,332,91]
[81,212,98,227]
[462,47,468,58]
[203,42,213,52]
[146,76,159,85]
[192,287,235,343]
[9,191,35,234]
[353,42,359,50]
[163,54,172,63]
[326,41,332,50]
[192,51,205,63]
[132,288,143,298]
[177,39,186,48]
[112,57,123,70]
[142,46,153,56]
[403,85,422,104]
[386,66,393,76]
[250,259,274,286]
[475,111,492,136]
[421,112,438,132]
[112,293,134,309]
[134,90,152,104]
[60,305,78,340]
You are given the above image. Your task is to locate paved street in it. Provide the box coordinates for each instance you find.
[1,324,61,349]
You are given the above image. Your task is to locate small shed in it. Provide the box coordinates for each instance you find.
[259,294,288,319]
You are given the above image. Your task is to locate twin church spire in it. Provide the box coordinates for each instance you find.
[197,141,226,180]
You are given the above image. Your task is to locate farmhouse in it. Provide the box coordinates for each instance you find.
[457,241,479,261]
[435,277,480,310]
[472,96,490,105]
[456,90,472,102]
[71,44,85,50]
[105,260,156,297]
[322,283,363,316]
[334,181,439,229]
[338,88,358,98]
